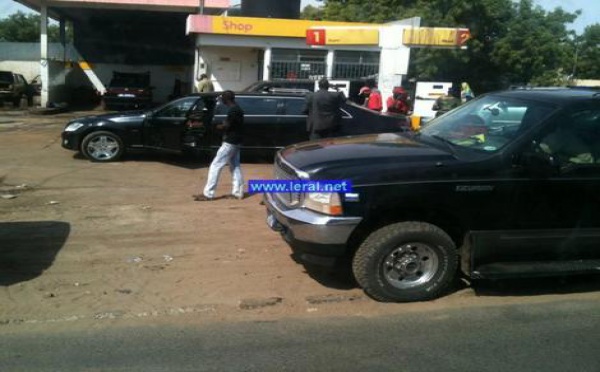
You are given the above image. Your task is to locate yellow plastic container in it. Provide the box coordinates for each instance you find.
[410,115,421,131]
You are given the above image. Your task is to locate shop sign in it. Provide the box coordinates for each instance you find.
[187,14,375,38]
[402,27,471,47]
[306,27,379,45]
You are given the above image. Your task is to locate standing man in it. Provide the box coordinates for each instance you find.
[432,86,462,117]
[196,73,215,93]
[308,78,346,140]
[303,90,314,137]
[461,82,474,102]
[194,90,244,201]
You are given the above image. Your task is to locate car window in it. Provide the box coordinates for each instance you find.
[189,96,216,112]
[240,82,267,92]
[236,97,280,115]
[154,96,198,118]
[421,95,556,152]
[538,108,600,167]
[109,73,150,88]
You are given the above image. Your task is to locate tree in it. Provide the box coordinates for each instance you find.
[320,0,420,23]
[0,12,63,42]
[572,24,600,79]
[491,1,577,86]
[311,0,582,92]
[301,5,325,20]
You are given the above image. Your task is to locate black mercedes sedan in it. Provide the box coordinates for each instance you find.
[61,92,408,162]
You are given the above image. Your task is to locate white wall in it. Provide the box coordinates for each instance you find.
[0,61,40,82]
[198,46,260,91]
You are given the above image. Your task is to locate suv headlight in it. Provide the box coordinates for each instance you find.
[64,122,85,132]
[303,192,343,216]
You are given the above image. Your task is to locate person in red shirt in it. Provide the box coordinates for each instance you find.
[359,79,382,111]
[386,86,410,115]
[366,85,383,112]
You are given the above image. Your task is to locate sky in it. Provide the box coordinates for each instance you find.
[1,0,598,34]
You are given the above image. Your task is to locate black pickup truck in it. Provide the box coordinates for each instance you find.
[265,88,600,302]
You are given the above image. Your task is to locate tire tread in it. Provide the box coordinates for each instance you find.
[353,221,457,302]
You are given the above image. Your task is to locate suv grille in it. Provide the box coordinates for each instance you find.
[273,155,302,207]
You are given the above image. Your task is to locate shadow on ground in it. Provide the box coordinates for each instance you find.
[72,149,274,170]
[295,256,359,291]
[0,221,70,286]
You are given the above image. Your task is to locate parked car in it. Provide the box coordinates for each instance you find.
[264,88,600,302]
[61,92,409,162]
[242,80,315,94]
[27,75,42,97]
[102,71,153,110]
[243,79,368,104]
[0,71,29,107]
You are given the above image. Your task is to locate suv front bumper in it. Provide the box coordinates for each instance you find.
[264,193,362,258]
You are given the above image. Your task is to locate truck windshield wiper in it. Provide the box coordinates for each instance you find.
[429,134,456,154]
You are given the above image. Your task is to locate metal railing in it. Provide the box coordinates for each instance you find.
[270,61,379,80]
[333,62,379,80]
[270,61,326,80]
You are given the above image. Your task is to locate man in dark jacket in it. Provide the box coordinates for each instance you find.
[305,78,346,140]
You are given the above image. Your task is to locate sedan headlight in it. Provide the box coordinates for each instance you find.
[303,192,343,216]
[64,122,85,132]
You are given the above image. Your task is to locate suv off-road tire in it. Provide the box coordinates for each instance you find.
[81,131,125,162]
[352,221,458,302]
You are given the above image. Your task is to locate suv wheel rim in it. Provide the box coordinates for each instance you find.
[382,243,439,289]
[87,135,119,160]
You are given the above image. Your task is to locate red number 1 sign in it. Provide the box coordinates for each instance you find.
[306,29,326,45]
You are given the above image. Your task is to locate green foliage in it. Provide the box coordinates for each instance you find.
[301,5,325,20]
[0,12,65,42]
[573,24,600,79]
[315,0,593,91]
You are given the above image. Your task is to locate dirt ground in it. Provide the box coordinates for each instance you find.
[1,108,599,332]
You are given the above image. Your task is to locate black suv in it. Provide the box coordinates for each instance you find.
[0,71,28,107]
[62,92,408,162]
[265,88,600,302]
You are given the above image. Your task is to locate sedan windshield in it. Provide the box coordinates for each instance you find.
[420,95,556,152]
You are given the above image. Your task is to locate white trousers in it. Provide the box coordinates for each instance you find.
[203,142,244,198]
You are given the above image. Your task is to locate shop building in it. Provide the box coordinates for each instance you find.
[10,0,467,108]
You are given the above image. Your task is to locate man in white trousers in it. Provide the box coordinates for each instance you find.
[194,90,245,201]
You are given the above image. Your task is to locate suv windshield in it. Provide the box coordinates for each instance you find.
[420,94,557,152]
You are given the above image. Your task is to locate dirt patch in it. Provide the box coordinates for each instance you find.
[1,115,599,332]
